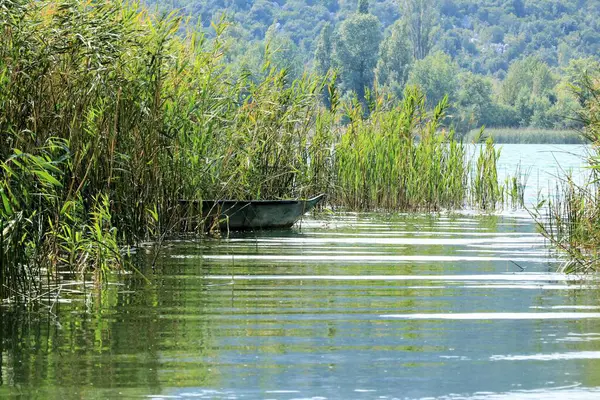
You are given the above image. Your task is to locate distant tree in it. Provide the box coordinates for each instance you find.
[369,0,401,28]
[488,26,504,44]
[440,0,459,17]
[500,57,557,125]
[501,57,555,104]
[376,21,412,96]
[358,0,369,14]
[561,57,600,89]
[437,29,463,58]
[314,22,333,76]
[400,0,439,60]
[249,0,274,29]
[407,51,458,108]
[264,24,304,80]
[322,0,339,13]
[512,0,526,17]
[314,22,334,107]
[455,72,494,132]
[334,4,382,103]
[561,57,600,107]
[557,41,575,67]
[143,0,600,123]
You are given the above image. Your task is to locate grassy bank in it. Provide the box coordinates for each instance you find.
[465,128,587,144]
[0,0,514,302]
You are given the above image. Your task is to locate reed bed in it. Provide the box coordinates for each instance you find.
[532,175,600,273]
[503,161,530,210]
[471,135,502,210]
[0,0,511,302]
[332,92,469,211]
[465,128,586,144]
[532,75,600,274]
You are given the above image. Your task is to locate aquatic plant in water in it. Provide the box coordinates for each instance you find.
[0,0,511,302]
[531,73,600,274]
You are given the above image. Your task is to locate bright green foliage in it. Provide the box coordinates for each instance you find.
[0,0,520,302]
[562,58,600,88]
[407,52,459,109]
[472,136,502,211]
[400,0,439,60]
[0,0,333,300]
[1,139,69,299]
[455,72,495,131]
[376,21,412,96]
[334,88,469,211]
[500,56,557,126]
[504,162,528,210]
[561,58,600,105]
[334,8,382,103]
[206,69,335,201]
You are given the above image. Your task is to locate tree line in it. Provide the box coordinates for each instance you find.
[145,0,600,133]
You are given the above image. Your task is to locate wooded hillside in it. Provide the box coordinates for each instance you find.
[145,0,600,73]
[143,0,600,132]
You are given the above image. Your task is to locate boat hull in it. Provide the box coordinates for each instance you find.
[181,194,324,231]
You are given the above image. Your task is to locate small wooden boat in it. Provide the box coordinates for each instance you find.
[180,194,325,231]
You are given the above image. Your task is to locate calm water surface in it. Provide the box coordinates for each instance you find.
[493,144,589,205]
[2,145,600,399]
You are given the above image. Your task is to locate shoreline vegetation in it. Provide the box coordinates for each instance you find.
[0,0,587,304]
[465,128,588,144]
[531,75,600,274]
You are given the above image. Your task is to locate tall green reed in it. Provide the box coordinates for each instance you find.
[472,135,502,210]
[0,0,508,302]
[531,73,600,273]
[0,0,337,300]
[332,89,471,211]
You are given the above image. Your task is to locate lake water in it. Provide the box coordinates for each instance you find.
[491,143,590,206]
[2,145,600,399]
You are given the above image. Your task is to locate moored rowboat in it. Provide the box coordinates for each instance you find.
[179,194,325,231]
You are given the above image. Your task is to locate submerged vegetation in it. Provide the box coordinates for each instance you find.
[0,0,521,302]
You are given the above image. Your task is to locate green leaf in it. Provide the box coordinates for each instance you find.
[1,190,13,215]
[33,169,62,187]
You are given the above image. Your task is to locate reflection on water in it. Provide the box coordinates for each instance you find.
[381,313,600,320]
[0,145,597,399]
[2,209,600,400]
